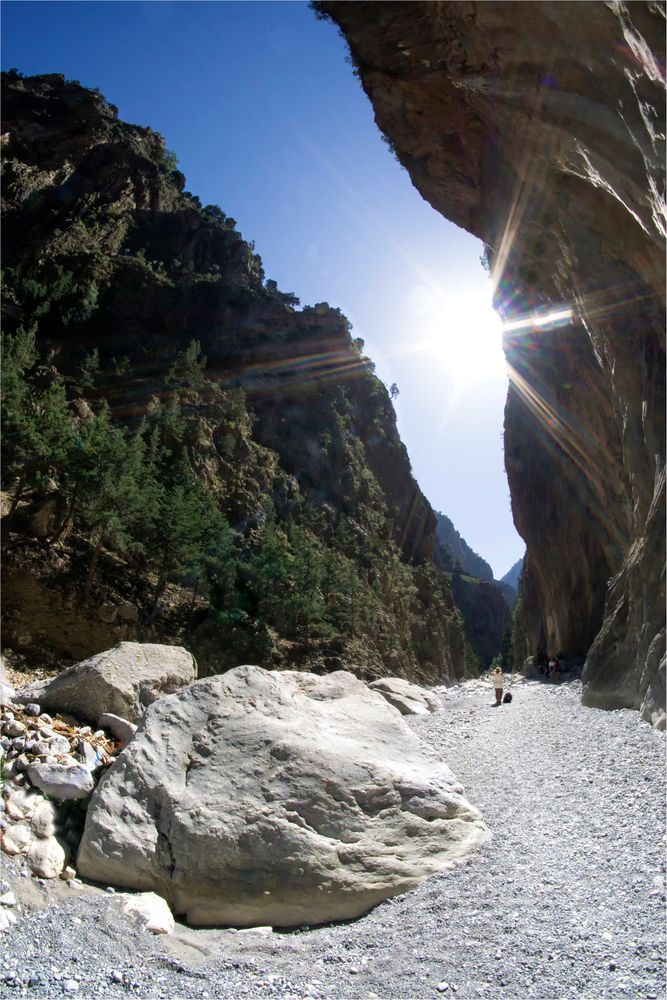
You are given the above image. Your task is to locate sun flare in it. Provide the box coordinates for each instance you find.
[407,283,507,385]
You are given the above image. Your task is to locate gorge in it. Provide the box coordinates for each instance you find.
[0,4,665,994]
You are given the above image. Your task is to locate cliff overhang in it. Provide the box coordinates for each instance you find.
[320,0,666,725]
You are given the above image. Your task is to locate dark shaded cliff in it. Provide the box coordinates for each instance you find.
[319,1,666,727]
[434,512,511,667]
[450,567,512,670]
[1,71,466,684]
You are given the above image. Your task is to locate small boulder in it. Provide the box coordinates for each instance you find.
[27,762,94,801]
[1,821,33,856]
[368,677,442,716]
[31,799,59,839]
[120,892,174,934]
[15,642,196,724]
[27,835,69,878]
[4,787,41,822]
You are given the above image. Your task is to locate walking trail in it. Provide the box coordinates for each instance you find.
[1,678,665,999]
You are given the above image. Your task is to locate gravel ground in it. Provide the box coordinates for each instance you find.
[1,677,665,1000]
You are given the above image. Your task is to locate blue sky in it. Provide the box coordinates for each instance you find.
[1,0,524,578]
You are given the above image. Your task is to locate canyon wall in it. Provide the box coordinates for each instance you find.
[321,1,666,725]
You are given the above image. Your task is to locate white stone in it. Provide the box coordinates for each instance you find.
[77,665,488,928]
[26,835,69,878]
[16,642,197,724]
[368,677,442,715]
[97,713,137,748]
[0,821,33,855]
[0,683,15,708]
[31,799,58,839]
[0,909,17,932]
[4,787,41,821]
[0,892,17,906]
[3,720,26,738]
[27,762,94,800]
[120,892,175,935]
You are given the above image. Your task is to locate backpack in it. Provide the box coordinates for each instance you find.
[503,691,513,704]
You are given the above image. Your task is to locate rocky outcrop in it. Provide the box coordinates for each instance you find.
[77,665,488,927]
[321,1,665,723]
[15,643,196,724]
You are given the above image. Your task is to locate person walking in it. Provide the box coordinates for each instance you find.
[491,666,504,705]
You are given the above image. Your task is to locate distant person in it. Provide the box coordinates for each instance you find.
[548,656,557,680]
[491,666,504,704]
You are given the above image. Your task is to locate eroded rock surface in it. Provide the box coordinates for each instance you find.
[15,642,196,724]
[322,0,665,723]
[77,665,488,927]
[368,676,441,715]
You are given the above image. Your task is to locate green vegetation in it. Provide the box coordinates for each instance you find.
[1,70,470,684]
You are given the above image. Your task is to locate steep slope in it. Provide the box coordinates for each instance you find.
[500,558,524,594]
[1,70,465,684]
[434,511,494,581]
[318,1,666,726]
[499,556,524,608]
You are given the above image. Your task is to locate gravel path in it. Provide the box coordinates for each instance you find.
[1,678,665,999]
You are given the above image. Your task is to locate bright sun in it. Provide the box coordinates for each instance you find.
[407,283,507,385]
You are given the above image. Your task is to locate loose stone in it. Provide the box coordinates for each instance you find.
[26,762,94,801]
[3,720,26,738]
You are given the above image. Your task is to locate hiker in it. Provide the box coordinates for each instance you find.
[548,656,557,680]
[491,666,504,704]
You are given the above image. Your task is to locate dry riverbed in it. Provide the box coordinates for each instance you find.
[1,678,665,999]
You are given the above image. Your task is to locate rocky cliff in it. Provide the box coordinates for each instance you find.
[1,71,465,684]
[319,1,666,726]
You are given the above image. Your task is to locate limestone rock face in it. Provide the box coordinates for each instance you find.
[368,677,441,715]
[323,1,665,722]
[77,665,488,927]
[15,642,196,724]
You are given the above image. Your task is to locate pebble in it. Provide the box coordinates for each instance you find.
[63,979,79,992]
[24,704,41,717]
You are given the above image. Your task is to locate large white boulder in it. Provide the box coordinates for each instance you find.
[368,677,442,715]
[77,665,488,928]
[15,643,196,724]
